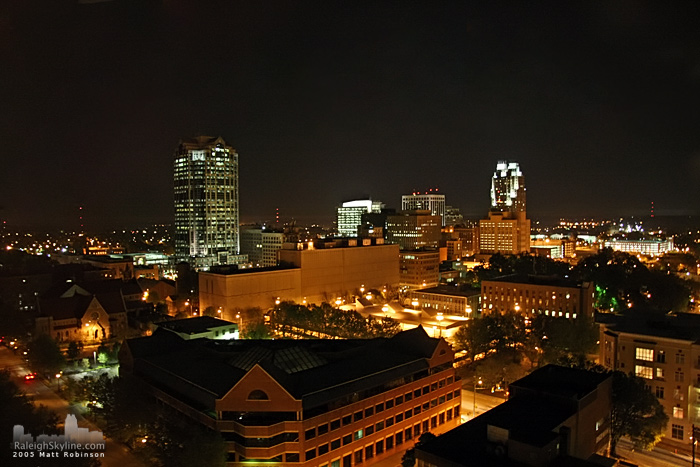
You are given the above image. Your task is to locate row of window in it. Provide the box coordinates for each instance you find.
[305,385,458,440]
[305,407,460,463]
[635,364,684,382]
[635,347,686,364]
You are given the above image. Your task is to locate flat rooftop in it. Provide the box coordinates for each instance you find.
[485,274,585,288]
[156,316,236,335]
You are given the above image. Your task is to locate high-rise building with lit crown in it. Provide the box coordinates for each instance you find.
[490,161,526,213]
[174,136,240,268]
[479,161,530,256]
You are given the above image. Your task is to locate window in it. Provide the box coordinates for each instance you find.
[305,448,316,461]
[247,389,269,400]
[365,407,374,417]
[405,392,413,402]
[376,403,385,413]
[365,425,374,436]
[386,399,394,409]
[674,388,685,401]
[414,405,421,415]
[396,395,404,405]
[354,450,363,464]
[405,428,413,441]
[396,413,404,423]
[422,386,429,395]
[655,386,665,399]
[331,439,341,451]
[376,439,384,454]
[365,445,374,460]
[319,443,329,455]
[657,351,666,363]
[331,419,341,431]
[439,412,445,424]
[672,424,684,440]
[318,423,329,435]
[386,435,394,450]
[430,382,438,392]
[673,406,684,419]
[635,365,653,379]
[305,428,316,440]
[675,371,685,383]
[354,411,363,422]
[656,367,665,379]
[386,417,394,427]
[431,416,438,429]
[343,415,352,426]
[354,429,363,441]
[405,409,413,419]
[676,353,686,364]
[635,348,653,361]
[396,431,403,445]
[422,420,429,432]
[376,421,384,431]
[414,388,421,398]
[342,434,352,445]
[414,424,421,437]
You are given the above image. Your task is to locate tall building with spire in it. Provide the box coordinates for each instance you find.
[479,161,530,256]
[490,161,526,213]
[174,136,240,268]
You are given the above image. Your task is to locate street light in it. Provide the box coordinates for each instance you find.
[436,312,444,337]
[473,376,483,418]
[55,373,62,392]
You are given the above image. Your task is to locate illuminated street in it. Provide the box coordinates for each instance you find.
[0,346,144,467]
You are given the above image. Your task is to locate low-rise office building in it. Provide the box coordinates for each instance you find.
[481,275,594,320]
[407,285,480,318]
[399,250,440,290]
[199,239,399,320]
[120,326,461,466]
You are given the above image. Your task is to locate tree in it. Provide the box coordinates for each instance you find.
[401,432,437,466]
[202,306,218,317]
[609,371,668,456]
[242,321,272,339]
[27,334,65,375]
[66,341,81,362]
[453,318,492,361]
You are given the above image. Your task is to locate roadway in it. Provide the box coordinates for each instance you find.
[0,346,144,467]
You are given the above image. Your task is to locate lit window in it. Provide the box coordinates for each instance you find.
[635,365,653,379]
[673,406,684,419]
[635,348,654,362]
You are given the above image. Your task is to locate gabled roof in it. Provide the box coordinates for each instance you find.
[39,295,94,320]
[124,326,442,403]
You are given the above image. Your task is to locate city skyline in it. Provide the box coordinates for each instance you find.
[2,2,699,229]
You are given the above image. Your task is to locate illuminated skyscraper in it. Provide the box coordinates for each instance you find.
[490,161,526,213]
[479,161,530,255]
[174,136,240,268]
[336,199,384,237]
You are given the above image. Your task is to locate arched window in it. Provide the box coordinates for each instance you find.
[247,390,269,400]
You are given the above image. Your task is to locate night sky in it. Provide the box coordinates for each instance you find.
[2,1,699,229]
